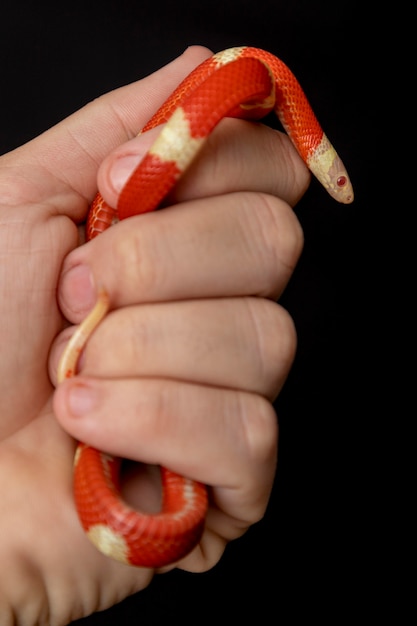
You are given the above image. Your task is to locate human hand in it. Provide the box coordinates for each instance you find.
[0,46,307,624]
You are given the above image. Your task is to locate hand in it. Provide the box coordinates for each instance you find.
[0,46,307,624]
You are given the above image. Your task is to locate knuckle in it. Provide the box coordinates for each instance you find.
[238,392,278,468]
[86,306,152,376]
[270,131,311,205]
[226,390,278,526]
[0,553,49,626]
[244,298,297,397]
[110,216,166,299]
[240,191,304,297]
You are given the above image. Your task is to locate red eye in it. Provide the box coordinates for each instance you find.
[337,175,347,187]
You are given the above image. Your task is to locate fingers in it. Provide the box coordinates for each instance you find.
[57,191,303,321]
[50,297,297,399]
[97,118,310,211]
[53,377,278,526]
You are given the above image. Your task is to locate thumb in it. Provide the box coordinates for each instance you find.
[7,46,212,217]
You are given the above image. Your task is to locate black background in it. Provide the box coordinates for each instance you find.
[1,1,373,623]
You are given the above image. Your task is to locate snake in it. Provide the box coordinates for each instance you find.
[57,46,354,568]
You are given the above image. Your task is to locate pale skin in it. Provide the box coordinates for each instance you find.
[0,47,308,625]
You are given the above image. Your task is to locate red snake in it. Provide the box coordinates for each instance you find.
[57,46,354,568]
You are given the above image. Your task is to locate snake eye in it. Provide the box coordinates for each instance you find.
[337,175,347,187]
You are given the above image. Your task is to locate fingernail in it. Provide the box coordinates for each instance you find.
[110,154,144,193]
[60,264,96,315]
[68,382,98,416]
[109,127,163,193]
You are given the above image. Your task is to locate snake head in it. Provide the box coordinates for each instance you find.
[308,134,354,204]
